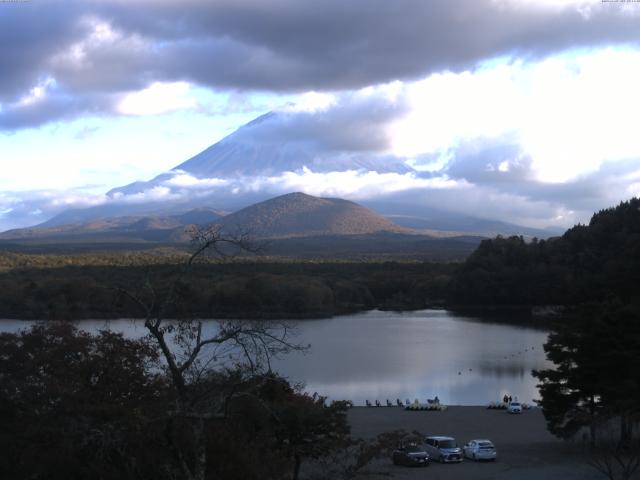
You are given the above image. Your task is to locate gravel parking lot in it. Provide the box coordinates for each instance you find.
[346,406,604,480]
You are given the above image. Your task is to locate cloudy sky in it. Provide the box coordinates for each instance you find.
[1,0,640,231]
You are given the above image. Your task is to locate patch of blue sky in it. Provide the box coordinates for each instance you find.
[0,87,295,193]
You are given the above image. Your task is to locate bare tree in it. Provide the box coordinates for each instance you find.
[588,443,640,480]
[587,416,640,480]
[118,225,305,480]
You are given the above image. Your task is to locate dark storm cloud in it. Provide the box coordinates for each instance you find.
[0,90,113,130]
[1,0,639,129]
[243,94,408,153]
[97,0,640,90]
[0,3,81,101]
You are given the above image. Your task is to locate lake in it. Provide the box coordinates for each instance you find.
[0,309,551,406]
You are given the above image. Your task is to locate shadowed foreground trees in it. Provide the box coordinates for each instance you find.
[534,303,640,479]
[534,303,640,446]
[0,323,168,479]
[0,227,355,479]
[0,323,356,480]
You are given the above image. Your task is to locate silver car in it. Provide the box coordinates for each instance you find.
[463,439,497,461]
[424,436,463,463]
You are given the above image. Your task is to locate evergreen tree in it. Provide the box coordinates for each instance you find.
[534,303,640,446]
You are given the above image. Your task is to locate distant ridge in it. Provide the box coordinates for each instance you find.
[0,208,223,241]
[0,192,485,259]
[0,193,410,241]
[215,192,408,238]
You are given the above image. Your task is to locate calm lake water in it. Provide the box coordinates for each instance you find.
[0,309,551,406]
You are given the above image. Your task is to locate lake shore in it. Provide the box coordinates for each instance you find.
[347,406,602,480]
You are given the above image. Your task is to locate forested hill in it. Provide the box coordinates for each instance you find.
[448,198,640,306]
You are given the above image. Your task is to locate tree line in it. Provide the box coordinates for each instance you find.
[0,260,453,320]
[448,198,640,307]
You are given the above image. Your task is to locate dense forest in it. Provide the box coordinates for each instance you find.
[0,258,454,320]
[448,198,640,307]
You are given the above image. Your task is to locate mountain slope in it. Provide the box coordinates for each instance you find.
[0,193,411,242]
[109,111,413,197]
[215,192,408,238]
[0,208,223,241]
[383,213,560,238]
[0,191,485,261]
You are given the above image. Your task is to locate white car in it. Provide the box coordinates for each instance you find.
[507,402,523,413]
[463,439,497,461]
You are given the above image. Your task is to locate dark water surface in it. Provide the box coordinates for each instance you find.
[0,309,550,406]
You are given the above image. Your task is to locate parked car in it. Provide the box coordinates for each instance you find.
[507,402,523,413]
[392,444,430,467]
[424,436,463,463]
[463,439,497,461]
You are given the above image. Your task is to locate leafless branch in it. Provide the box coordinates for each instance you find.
[587,437,640,480]
[114,287,152,318]
[114,224,305,480]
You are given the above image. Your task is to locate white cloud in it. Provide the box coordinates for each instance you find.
[627,182,640,197]
[388,48,640,184]
[110,185,179,203]
[520,49,640,182]
[0,189,106,231]
[253,168,459,199]
[156,168,459,200]
[494,0,596,11]
[117,82,197,116]
[49,192,107,207]
[165,171,229,188]
[389,65,520,158]
[282,91,336,113]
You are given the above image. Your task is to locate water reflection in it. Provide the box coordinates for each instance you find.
[269,309,551,406]
[477,362,528,379]
[0,309,551,406]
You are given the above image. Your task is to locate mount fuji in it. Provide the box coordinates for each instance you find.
[13,110,555,239]
[114,112,412,195]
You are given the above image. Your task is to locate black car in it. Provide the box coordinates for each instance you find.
[392,444,430,467]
